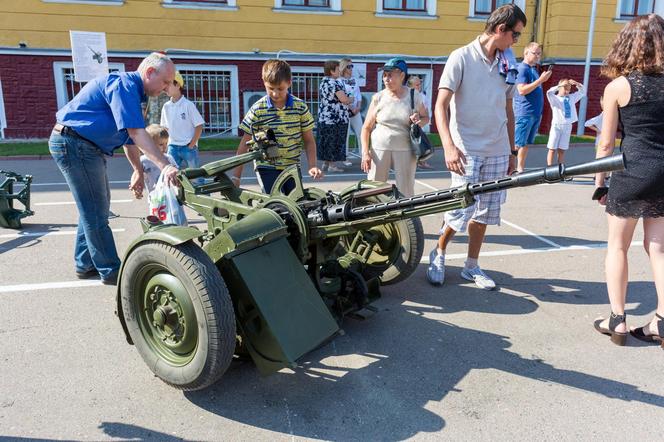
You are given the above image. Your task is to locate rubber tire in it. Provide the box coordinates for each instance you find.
[120,241,236,391]
[366,216,424,286]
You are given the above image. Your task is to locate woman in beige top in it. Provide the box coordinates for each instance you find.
[360,58,429,197]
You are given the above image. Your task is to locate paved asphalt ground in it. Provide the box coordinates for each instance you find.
[1,146,663,441]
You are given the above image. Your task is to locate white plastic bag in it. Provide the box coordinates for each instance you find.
[148,171,188,226]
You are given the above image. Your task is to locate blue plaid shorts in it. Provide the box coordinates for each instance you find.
[443,154,509,232]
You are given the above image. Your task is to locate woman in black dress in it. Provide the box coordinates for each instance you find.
[593,14,664,346]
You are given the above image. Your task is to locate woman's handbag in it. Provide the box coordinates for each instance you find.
[409,88,434,161]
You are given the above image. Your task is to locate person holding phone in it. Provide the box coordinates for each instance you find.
[512,42,552,174]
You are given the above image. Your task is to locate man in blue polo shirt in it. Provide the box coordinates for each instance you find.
[513,42,551,173]
[49,52,178,285]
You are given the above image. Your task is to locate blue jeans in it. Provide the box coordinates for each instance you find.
[167,144,200,169]
[49,131,120,279]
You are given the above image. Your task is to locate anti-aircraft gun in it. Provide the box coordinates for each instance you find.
[116,127,625,391]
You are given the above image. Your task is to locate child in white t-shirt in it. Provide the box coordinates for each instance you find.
[546,78,585,165]
[160,71,205,171]
[141,124,177,200]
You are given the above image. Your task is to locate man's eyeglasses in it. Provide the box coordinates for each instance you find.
[510,30,522,40]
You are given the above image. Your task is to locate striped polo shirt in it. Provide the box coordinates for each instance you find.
[239,94,315,170]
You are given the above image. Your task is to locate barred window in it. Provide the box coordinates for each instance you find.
[176,68,234,134]
[474,0,514,16]
[619,0,654,18]
[383,0,427,12]
[284,0,330,6]
[291,70,324,123]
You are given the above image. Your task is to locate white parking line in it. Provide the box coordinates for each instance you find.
[0,228,125,239]
[0,280,105,293]
[35,199,133,206]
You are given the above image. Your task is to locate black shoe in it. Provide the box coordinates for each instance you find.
[594,312,627,346]
[76,268,99,279]
[101,273,118,286]
[630,313,664,348]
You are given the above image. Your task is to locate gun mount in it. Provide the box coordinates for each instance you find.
[0,170,34,229]
[116,131,625,391]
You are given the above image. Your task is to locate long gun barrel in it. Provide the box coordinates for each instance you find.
[308,154,625,226]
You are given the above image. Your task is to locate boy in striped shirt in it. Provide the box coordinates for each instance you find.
[232,59,322,193]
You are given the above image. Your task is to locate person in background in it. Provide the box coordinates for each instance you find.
[233,59,322,193]
[317,60,353,173]
[584,95,604,150]
[427,4,525,289]
[339,58,363,167]
[545,78,585,165]
[160,71,205,171]
[592,14,664,347]
[49,52,178,286]
[407,75,433,170]
[513,42,551,173]
[360,58,429,198]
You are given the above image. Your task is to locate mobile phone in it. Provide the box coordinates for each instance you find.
[547,64,554,72]
[592,186,609,200]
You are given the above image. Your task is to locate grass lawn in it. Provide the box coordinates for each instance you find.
[0,133,597,157]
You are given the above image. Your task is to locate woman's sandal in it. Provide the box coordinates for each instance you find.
[629,313,664,348]
[593,312,627,346]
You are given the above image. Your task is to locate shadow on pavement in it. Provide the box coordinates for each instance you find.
[0,222,78,255]
[182,268,664,440]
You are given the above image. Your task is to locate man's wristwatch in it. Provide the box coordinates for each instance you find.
[511,149,519,157]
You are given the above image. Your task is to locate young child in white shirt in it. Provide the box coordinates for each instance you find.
[141,124,177,200]
[546,78,585,165]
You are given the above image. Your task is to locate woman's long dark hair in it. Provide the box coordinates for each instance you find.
[602,14,664,79]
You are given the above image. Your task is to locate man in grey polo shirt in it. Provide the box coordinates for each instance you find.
[427,4,526,289]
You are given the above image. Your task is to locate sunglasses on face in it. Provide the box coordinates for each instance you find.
[347,64,354,69]
[510,30,522,40]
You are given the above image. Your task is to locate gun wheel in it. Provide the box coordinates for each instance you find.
[120,240,236,391]
[361,217,424,285]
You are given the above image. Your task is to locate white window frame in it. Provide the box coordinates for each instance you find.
[376,66,433,131]
[162,0,238,11]
[290,66,326,122]
[468,0,525,20]
[42,0,123,6]
[614,0,663,21]
[175,64,240,136]
[53,61,125,110]
[273,0,342,15]
[375,0,437,19]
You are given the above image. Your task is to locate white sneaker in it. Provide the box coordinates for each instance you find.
[460,266,496,290]
[327,165,345,173]
[342,161,353,167]
[426,249,445,285]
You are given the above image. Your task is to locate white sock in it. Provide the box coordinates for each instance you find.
[464,257,478,269]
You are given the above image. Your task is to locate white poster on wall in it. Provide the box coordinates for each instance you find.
[0,78,6,138]
[69,30,109,82]
[352,63,367,87]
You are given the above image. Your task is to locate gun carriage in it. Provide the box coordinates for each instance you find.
[116,128,624,391]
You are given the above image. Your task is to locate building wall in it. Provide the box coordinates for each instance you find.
[0,0,649,139]
[0,0,537,56]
